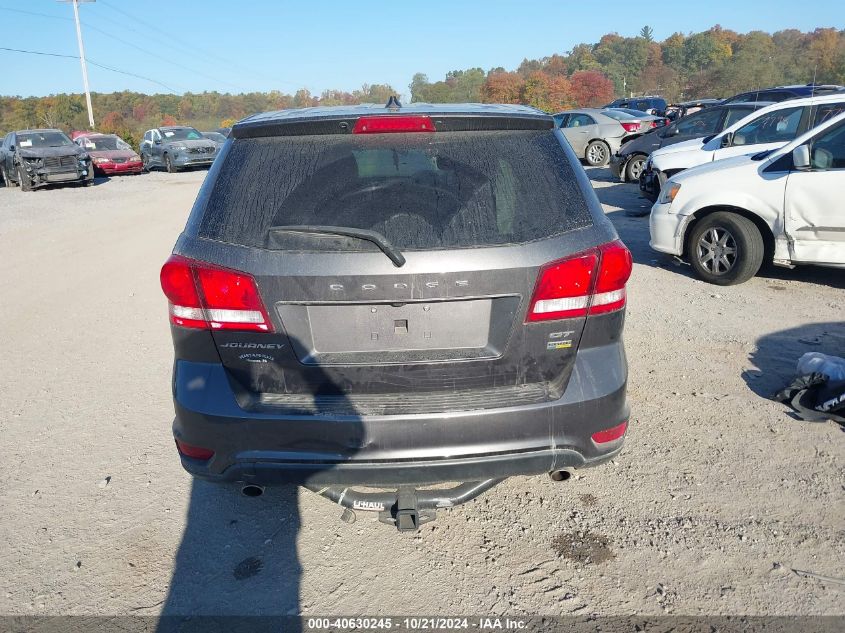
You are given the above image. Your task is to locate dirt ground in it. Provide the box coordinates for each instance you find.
[0,167,842,618]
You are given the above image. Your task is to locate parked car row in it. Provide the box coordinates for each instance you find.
[649,110,845,285]
[611,91,845,285]
[0,125,228,191]
[639,94,845,200]
[611,101,771,182]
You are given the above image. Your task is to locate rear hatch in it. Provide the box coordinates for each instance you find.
[172,111,622,415]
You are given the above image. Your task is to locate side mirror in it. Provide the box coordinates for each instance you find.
[9,145,14,151]
[720,132,734,148]
[792,145,810,170]
[154,138,162,145]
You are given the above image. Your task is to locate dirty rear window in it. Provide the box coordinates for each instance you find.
[198,130,592,251]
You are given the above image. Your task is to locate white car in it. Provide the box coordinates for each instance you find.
[639,93,845,201]
[649,111,845,285]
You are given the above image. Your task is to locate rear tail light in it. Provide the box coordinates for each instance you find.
[526,240,632,322]
[649,121,659,128]
[352,115,435,134]
[175,439,215,460]
[160,255,273,332]
[591,421,628,444]
[620,122,641,133]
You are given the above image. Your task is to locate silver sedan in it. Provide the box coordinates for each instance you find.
[553,108,644,166]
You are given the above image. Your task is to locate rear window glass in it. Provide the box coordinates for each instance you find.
[198,130,592,251]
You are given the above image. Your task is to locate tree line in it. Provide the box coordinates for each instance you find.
[1,25,843,148]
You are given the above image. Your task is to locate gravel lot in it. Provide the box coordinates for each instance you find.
[0,168,842,618]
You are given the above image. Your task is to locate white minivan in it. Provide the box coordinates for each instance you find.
[649,111,845,285]
[640,94,845,201]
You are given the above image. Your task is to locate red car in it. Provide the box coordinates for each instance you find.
[73,133,143,175]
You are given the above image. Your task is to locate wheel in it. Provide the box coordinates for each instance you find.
[688,212,764,285]
[625,155,647,182]
[164,153,177,173]
[141,153,151,172]
[585,140,610,167]
[17,164,32,192]
[84,176,95,187]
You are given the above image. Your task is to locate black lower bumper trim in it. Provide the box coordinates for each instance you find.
[182,444,622,487]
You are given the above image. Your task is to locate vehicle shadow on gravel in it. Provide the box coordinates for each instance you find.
[157,349,363,632]
[745,321,845,400]
[156,482,304,632]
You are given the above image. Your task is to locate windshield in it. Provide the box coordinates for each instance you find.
[601,110,638,121]
[732,106,803,147]
[79,135,131,151]
[199,130,593,251]
[162,128,204,141]
[17,131,73,148]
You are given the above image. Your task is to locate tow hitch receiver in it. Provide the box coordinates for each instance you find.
[304,479,504,532]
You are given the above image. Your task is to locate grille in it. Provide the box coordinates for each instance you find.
[258,383,551,416]
[112,158,126,164]
[42,156,77,169]
[188,146,214,155]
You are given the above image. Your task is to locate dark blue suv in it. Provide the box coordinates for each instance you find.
[603,96,667,116]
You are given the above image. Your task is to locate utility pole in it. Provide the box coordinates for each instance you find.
[59,0,96,128]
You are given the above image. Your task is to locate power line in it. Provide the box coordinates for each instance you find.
[0,46,178,93]
[97,0,309,91]
[0,46,76,60]
[86,59,178,93]
[0,6,72,22]
[78,20,245,91]
[0,4,240,92]
[0,3,308,94]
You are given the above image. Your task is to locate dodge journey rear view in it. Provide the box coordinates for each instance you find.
[160,99,632,531]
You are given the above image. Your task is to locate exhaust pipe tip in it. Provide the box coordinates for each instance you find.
[549,469,572,482]
[241,484,265,498]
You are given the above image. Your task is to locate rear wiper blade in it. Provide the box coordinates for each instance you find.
[267,225,406,267]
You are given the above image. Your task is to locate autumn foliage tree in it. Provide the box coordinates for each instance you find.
[482,71,525,103]
[569,71,615,107]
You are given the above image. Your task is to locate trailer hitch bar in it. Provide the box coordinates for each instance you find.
[304,479,505,532]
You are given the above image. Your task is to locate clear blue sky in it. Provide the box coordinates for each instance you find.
[1,0,843,98]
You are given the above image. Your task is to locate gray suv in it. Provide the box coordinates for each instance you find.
[160,101,632,531]
[139,125,217,172]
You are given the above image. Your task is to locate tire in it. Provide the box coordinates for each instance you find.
[688,212,764,285]
[164,153,177,173]
[625,155,647,182]
[17,164,32,192]
[585,140,610,166]
[84,176,95,187]
[141,153,151,172]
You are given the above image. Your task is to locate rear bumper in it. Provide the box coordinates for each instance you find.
[96,161,143,175]
[172,342,629,486]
